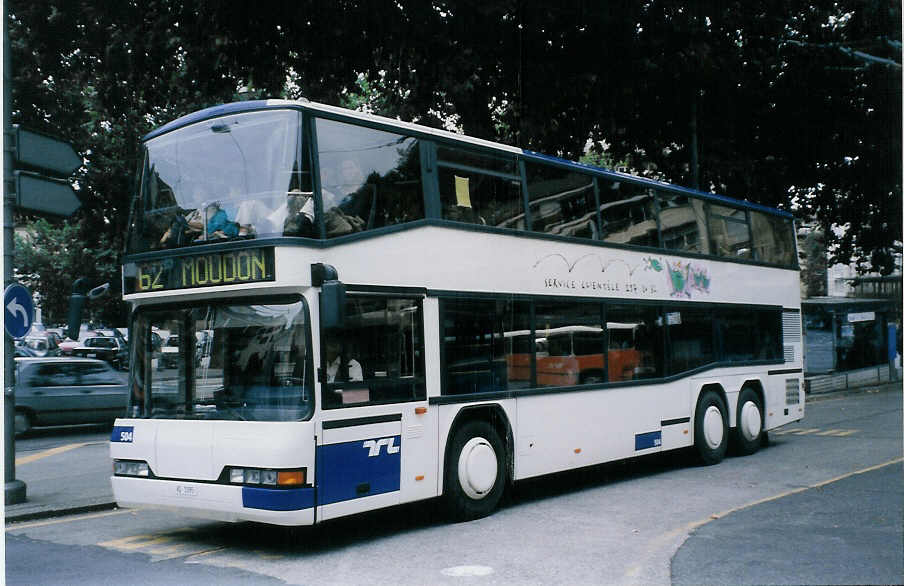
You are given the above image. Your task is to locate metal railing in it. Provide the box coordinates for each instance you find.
[805,364,902,395]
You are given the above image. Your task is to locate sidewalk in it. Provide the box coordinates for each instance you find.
[5,379,902,524]
[5,439,115,524]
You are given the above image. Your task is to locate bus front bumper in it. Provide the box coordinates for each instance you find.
[111,476,316,526]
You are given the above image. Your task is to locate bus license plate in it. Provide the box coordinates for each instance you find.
[175,485,198,497]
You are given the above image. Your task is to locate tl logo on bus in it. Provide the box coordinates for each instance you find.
[363,437,400,457]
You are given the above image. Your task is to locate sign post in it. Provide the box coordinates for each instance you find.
[4,19,82,505]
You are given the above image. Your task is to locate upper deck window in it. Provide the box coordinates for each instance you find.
[658,192,706,254]
[708,203,752,259]
[315,119,423,238]
[525,163,598,239]
[437,147,524,229]
[598,179,659,247]
[128,110,306,254]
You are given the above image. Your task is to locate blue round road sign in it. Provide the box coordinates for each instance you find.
[4,283,35,339]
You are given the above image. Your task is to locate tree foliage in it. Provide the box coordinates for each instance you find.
[8,0,901,291]
[13,219,121,325]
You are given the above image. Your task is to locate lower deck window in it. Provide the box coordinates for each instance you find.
[440,297,781,395]
[322,295,425,408]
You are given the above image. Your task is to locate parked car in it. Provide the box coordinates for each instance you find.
[71,336,129,370]
[158,334,181,369]
[14,357,129,436]
[19,335,62,357]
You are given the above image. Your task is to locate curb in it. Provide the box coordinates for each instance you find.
[5,500,117,525]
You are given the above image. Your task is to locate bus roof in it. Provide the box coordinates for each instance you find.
[142,99,792,219]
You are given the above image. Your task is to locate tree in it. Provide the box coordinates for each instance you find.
[8,0,901,279]
[13,219,122,326]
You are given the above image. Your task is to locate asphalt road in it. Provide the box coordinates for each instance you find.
[6,386,902,585]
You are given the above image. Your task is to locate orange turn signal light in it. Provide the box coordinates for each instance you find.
[278,470,305,486]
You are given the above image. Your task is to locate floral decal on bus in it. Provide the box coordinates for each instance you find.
[645,258,711,298]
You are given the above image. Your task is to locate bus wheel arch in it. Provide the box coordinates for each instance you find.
[733,381,765,456]
[693,384,728,465]
[442,405,512,521]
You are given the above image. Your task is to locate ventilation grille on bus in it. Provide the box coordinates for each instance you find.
[782,312,802,343]
[783,345,795,362]
[785,378,800,405]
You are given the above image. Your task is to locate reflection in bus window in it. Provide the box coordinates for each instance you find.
[750,211,795,266]
[658,192,707,254]
[129,300,312,422]
[708,204,752,259]
[605,305,664,381]
[525,164,598,239]
[443,298,531,394]
[533,301,604,387]
[598,180,659,247]
[438,148,524,229]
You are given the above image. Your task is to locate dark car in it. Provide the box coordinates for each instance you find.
[14,357,129,436]
[71,336,129,370]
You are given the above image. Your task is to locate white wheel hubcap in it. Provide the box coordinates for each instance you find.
[740,400,762,442]
[458,437,498,500]
[702,405,724,450]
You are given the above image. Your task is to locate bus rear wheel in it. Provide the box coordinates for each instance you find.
[694,391,728,465]
[733,387,764,456]
[444,420,506,521]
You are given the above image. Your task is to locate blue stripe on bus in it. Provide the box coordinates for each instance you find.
[242,486,315,511]
[316,435,401,506]
[635,430,662,451]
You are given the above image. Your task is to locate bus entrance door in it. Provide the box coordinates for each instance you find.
[316,414,402,520]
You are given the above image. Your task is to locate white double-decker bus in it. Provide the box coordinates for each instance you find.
[111,99,804,525]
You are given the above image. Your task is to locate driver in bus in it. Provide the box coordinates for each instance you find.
[324,339,363,383]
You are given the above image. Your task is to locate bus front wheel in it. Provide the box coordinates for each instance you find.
[733,387,764,456]
[444,420,506,521]
[694,391,728,465]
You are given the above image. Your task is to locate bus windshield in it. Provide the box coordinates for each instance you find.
[128,109,306,253]
[128,298,312,422]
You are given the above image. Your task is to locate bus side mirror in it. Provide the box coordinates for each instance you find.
[320,280,346,330]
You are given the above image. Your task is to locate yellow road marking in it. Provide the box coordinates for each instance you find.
[623,456,904,581]
[789,428,821,435]
[15,441,106,466]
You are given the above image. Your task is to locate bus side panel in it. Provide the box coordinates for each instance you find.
[316,419,402,521]
[399,403,439,504]
[514,386,666,480]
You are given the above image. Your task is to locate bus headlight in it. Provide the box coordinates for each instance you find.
[227,467,306,487]
[113,460,150,477]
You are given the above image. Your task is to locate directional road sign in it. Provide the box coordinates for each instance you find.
[12,125,82,175]
[14,171,81,216]
[4,284,35,340]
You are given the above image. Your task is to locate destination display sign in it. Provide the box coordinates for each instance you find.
[124,248,275,294]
